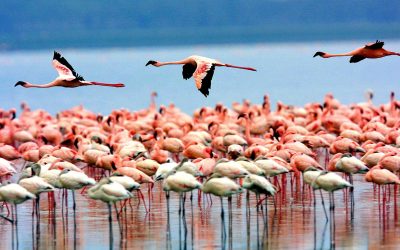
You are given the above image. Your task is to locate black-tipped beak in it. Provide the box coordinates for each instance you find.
[237,113,247,119]
[15,81,26,87]
[146,60,157,66]
[111,161,117,171]
[355,147,366,153]
[313,52,325,58]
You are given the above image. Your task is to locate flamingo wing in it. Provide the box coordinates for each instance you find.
[182,63,196,80]
[349,55,366,63]
[193,60,215,97]
[52,51,85,81]
[364,40,384,50]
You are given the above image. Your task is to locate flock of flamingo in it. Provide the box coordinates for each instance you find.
[1,40,400,248]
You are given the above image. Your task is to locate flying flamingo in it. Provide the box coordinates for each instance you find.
[15,51,125,88]
[146,55,256,97]
[313,40,400,63]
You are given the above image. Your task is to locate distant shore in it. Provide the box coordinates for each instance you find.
[1,23,400,51]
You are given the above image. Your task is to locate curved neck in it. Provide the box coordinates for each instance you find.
[243,118,252,144]
[156,129,165,146]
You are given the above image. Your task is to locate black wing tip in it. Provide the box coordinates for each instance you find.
[53,51,61,59]
[349,55,366,63]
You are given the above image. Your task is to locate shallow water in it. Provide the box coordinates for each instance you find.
[1,161,399,250]
[1,40,399,115]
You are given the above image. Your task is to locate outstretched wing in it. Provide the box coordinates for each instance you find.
[364,40,384,50]
[350,55,366,63]
[52,51,85,81]
[193,60,215,97]
[182,63,196,80]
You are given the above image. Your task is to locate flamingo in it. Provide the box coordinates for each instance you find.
[15,51,125,88]
[202,174,243,225]
[88,177,133,246]
[154,160,178,181]
[213,159,249,179]
[227,144,244,160]
[0,183,36,223]
[162,171,202,194]
[18,172,54,218]
[59,169,96,211]
[314,40,400,63]
[146,55,256,97]
[235,157,264,176]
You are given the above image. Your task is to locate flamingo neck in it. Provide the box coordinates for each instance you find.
[244,118,252,144]
[324,52,353,58]
[157,129,165,146]
[22,82,56,88]
[158,59,190,66]
[386,51,400,56]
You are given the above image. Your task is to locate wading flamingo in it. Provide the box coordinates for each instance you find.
[312,171,352,248]
[146,55,256,97]
[15,51,125,88]
[88,178,133,246]
[314,40,400,63]
[0,183,36,223]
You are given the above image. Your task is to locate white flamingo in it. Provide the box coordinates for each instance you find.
[146,55,256,97]
[59,169,96,210]
[15,51,125,88]
[0,183,36,223]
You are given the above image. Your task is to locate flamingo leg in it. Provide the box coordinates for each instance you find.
[0,204,13,224]
[349,174,354,220]
[319,189,328,221]
[137,190,148,213]
[72,190,76,211]
[107,203,114,248]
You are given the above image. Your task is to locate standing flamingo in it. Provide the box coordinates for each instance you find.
[88,178,133,247]
[146,55,256,97]
[0,183,36,223]
[313,40,400,63]
[59,169,96,211]
[15,51,125,88]
[312,171,352,248]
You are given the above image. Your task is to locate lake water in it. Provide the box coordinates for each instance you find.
[1,41,400,249]
[0,40,399,115]
[0,159,399,250]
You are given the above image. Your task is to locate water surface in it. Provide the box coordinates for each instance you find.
[0,162,399,249]
[0,40,399,115]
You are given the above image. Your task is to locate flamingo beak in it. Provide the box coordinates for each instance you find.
[313,52,326,58]
[15,81,27,87]
[146,60,157,66]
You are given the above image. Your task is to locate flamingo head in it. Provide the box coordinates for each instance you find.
[15,81,27,87]
[313,52,326,58]
[145,60,158,66]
